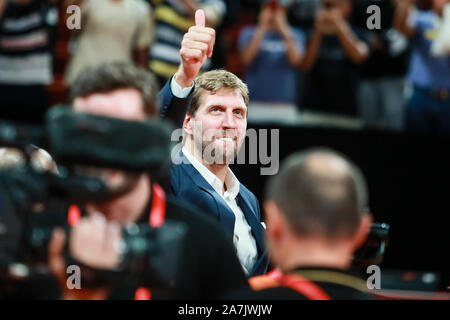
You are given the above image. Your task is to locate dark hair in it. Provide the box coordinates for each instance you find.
[69,62,160,117]
[265,148,369,239]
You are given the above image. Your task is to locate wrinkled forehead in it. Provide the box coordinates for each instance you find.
[72,88,147,121]
[198,88,247,109]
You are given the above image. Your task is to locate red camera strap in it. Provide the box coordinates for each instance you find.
[250,269,332,300]
[135,183,166,300]
[66,184,167,300]
[67,183,166,228]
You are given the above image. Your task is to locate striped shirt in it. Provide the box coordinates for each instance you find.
[0,0,57,85]
[149,0,225,80]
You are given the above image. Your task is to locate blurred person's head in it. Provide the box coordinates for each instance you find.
[322,0,353,19]
[69,62,160,222]
[264,148,372,272]
[183,69,249,166]
[70,62,160,120]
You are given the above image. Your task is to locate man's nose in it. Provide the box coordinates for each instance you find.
[222,110,237,128]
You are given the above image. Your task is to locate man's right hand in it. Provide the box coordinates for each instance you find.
[175,9,216,88]
[69,214,122,270]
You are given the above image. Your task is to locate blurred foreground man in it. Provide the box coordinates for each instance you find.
[231,148,374,300]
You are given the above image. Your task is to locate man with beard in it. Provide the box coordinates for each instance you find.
[157,10,267,277]
[167,70,267,278]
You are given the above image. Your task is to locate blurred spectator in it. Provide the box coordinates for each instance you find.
[394,0,450,135]
[209,0,240,69]
[238,0,305,123]
[0,0,58,124]
[354,0,410,131]
[301,0,369,117]
[148,0,226,87]
[63,0,154,86]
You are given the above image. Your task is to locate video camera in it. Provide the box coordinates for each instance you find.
[352,222,390,267]
[0,106,186,297]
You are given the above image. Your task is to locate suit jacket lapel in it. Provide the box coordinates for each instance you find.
[178,153,236,236]
[236,192,265,257]
[236,194,268,276]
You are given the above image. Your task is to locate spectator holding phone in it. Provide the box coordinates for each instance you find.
[301,0,369,117]
[0,0,58,124]
[238,0,305,123]
[394,0,450,134]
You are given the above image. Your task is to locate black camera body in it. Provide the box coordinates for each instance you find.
[0,107,186,297]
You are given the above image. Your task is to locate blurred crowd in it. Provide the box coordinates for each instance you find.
[0,0,449,134]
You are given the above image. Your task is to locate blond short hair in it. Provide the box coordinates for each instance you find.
[188,69,249,116]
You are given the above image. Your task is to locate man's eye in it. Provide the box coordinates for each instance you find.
[211,107,221,112]
[234,110,244,116]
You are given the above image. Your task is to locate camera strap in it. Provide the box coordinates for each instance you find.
[249,269,332,300]
[66,183,167,301]
[134,183,167,300]
[67,183,167,228]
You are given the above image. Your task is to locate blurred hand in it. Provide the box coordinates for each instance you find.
[48,226,110,300]
[258,5,273,31]
[315,8,343,35]
[176,9,216,88]
[48,227,67,291]
[327,8,346,32]
[69,214,122,270]
[273,7,290,36]
[315,9,334,34]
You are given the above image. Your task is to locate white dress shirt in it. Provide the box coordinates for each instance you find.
[182,147,258,275]
[170,73,194,98]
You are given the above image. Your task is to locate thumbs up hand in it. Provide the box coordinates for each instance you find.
[175,9,216,88]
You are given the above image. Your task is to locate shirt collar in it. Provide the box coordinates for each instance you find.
[182,146,240,198]
[223,168,239,199]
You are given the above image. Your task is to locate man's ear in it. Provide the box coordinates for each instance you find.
[183,113,193,135]
[352,212,373,251]
[264,200,284,242]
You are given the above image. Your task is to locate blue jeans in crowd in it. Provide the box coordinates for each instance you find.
[406,86,450,135]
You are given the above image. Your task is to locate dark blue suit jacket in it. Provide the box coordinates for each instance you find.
[159,78,268,276]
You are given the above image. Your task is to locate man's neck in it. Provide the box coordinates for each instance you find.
[277,238,354,272]
[86,174,151,224]
[184,140,229,193]
[205,163,228,192]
